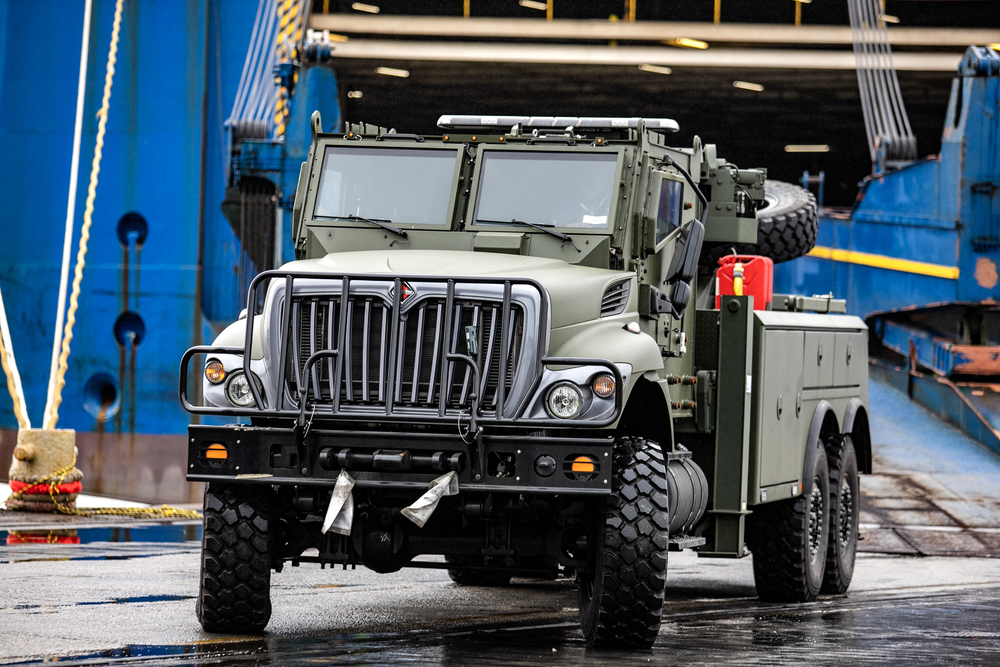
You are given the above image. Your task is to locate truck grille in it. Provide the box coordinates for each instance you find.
[288,293,524,415]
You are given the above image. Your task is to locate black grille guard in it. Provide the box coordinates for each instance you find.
[179,269,623,428]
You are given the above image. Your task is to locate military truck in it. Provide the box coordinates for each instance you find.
[180,113,871,648]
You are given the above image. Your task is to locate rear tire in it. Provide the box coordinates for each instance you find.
[578,437,669,648]
[822,436,860,594]
[197,483,274,633]
[747,444,830,602]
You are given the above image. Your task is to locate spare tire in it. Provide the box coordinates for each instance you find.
[701,179,817,267]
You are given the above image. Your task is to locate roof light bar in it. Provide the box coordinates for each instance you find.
[436,115,679,133]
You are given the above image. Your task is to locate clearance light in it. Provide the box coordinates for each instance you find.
[351,2,380,13]
[571,456,596,474]
[734,80,765,92]
[639,64,672,75]
[785,144,830,153]
[593,374,615,398]
[376,66,410,78]
[205,359,226,384]
[205,443,228,460]
[666,38,708,50]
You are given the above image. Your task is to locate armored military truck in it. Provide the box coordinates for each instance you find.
[180,113,871,648]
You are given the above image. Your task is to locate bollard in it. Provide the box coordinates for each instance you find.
[6,428,82,512]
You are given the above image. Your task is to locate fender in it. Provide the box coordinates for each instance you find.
[214,317,265,360]
[842,397,873,474]
[802,400,839,493]
[550,321,663,395]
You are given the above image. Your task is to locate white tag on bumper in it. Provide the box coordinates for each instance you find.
[322,470,356,535]
[400,471,459,528]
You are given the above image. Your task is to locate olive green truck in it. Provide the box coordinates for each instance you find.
[180,113,870,648]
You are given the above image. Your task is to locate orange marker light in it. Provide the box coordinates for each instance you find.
[571,456,595,473]
[205,443,228,460]
[205,360,226,384]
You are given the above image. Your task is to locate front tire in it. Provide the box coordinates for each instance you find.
[197,483,275,633]
[747,444,830,602]
[578,437,670,648]
[823,435,860,594]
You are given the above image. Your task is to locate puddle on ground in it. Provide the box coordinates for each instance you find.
[1,524,201,545]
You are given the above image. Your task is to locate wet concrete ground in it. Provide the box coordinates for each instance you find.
[1,378,999,665]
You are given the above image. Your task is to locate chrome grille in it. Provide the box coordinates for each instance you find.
[288,292,524,415]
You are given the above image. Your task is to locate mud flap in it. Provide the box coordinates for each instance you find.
[401,471,459,528]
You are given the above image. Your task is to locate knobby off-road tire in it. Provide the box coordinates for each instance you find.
[822,435,860,594]
[701,179,818,267]
[445,555,513,587]
[579,437,670,648]
[747,445,830,602]
[197,483,275,633]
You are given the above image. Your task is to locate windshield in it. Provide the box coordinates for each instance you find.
[473,151,618,229]
[313,146,457,225]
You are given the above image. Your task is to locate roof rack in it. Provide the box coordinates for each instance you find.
[436,115,679,133]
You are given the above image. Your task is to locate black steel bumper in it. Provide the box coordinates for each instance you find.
[187,424,613,496]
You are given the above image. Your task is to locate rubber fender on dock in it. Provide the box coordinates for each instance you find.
[664,456,709,535]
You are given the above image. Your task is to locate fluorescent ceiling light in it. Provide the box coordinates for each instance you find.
[519,0,548,10]
[347,90,363,98]
[639,64,673,75]
[733,80,764,92]
[785,144,830,153]
[376,66,410,78]
[328,34,350,43]
[882,14,900,24]
[794,0,812,3]
[351,2,380,13]
[665,37,708,50]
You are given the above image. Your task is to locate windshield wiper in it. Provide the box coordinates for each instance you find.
[318,214,409,240]
[477,219,580,252]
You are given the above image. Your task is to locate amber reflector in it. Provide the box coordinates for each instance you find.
[205,443,228,460]
[571,456,595,473]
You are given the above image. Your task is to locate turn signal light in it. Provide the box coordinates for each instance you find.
[205,360,226,384]
[205,443,228,460]
[593,374,615,398]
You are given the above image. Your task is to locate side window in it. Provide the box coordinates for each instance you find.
[655,178,683,246]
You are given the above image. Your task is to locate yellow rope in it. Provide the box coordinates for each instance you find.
[45,0,124,430]
[0,326,28,429]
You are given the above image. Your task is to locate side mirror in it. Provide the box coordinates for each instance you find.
[644,171,687,252]
[663,219,705,285]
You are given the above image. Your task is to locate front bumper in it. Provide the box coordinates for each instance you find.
[188,424,613,496]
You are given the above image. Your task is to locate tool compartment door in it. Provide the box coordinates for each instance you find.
[753,328,805,489]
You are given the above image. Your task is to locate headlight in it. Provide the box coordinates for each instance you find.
[225,371,262,407]
[205,359,226,384]
[547,383,583,419]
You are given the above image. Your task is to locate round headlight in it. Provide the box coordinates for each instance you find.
[547,383,583,419]
[592,374,615,398]
[225,372,260,407]
[205,359,226,384]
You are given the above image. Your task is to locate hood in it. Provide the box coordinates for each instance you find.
[281,249,630,328]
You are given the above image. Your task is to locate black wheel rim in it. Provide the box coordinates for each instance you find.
[838,479,854,550]
[808,478,824,563]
